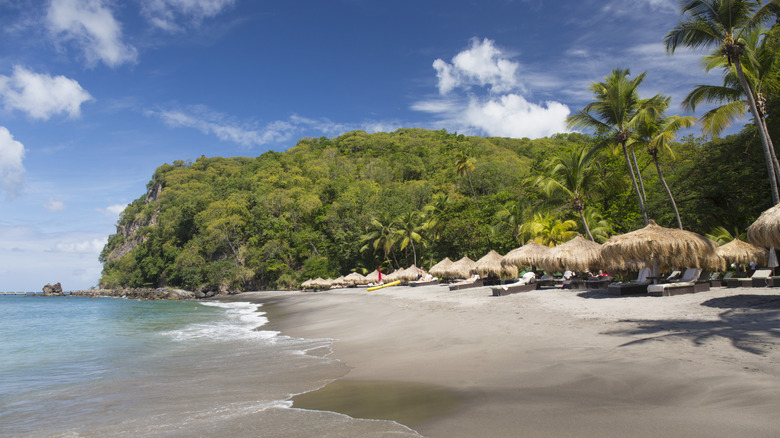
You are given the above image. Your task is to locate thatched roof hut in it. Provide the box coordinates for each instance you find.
[443,256,476,279]
[601,220,723,272]
[383,268,405,283]
[310,277,330,289]
[344,272,369,286]
[331,276,346,288]
[501,241,551,269]
[365,270,380,283]
[748,204,780,248]
[300,278,314,290]
[537,235,602,273]
[471,250,513,278]
[717,238,768,266]
[429,257,453,278]
[398,265,424,282]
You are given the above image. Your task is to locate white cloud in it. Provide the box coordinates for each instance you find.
[0,66,93,120]
[141,0,236,32]
[54,237,106,254]
[433,38,520,94]
[47,0,137,67]
[151,106,395,146]
[416,37,570,139]
[44,197,67,212]
[0,126,25,198]
[96,203,126,217]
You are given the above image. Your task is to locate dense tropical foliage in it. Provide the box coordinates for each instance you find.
[100,1,780,291]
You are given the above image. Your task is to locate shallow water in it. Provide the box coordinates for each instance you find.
[0,296,421,437]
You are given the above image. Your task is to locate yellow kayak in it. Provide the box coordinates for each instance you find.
[366,280,401,291]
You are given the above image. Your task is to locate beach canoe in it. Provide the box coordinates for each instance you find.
[366,280,401,291]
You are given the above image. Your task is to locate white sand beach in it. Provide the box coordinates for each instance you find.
[226,285,780,437]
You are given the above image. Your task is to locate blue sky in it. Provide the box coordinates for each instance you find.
[0,0,724,291]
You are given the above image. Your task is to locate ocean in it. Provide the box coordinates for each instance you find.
[0,295,421,437]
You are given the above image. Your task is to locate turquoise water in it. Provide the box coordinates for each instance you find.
[0,295,421,437]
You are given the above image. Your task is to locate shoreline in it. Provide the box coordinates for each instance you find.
[219,285,780,437]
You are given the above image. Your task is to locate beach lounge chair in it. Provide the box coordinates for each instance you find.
[584,275,613,290]
[607,267,651,296]
[492,272,537,296]
[409,274,439,287]
[449,275,484,291]
[725,269,772,288]
[647,268,702,296]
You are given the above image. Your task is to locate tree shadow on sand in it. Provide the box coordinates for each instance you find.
[604,294,780,355]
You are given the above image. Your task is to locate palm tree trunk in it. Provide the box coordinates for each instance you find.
[760,117,780,188]
[652,153,683,230]
[735,59,779,204]
[467,173,479,208]
[632,151,647,202]
[579,209,595,241]
[621,141,649,225]
[410,239,417,267]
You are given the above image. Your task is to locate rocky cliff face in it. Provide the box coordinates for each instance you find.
[104,182,162,262]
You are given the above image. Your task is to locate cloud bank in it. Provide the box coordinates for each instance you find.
[415,38,569,139]
[142,0,237,32]
[47,0,138,67]
[0,66,93,120]
[0,127,25,199]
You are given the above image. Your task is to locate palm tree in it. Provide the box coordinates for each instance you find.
[633,95,697,229]
[360,212,398,266]
[455,151,479,207]
[494,198,525,244]
[568,68,659,225]
[665,0,780,203]
[582,207,612,243]
[395,211,424,266]
[422,192,451,242]
[535,146,608,241]
[682,26,780,185]
[520,212,578,247]
[706,225,748,244]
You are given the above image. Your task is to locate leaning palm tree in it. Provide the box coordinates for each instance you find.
[395,211,424,266]
[360,212,398,266]
[665,0,780,203]
[455,151,479,207]
[705,225,748,244]
[535,146,608,241]
[493,198,525,244]
[633,95,697,229]
[682,26,780,186]
[567,68,659,225]
[520,212,578,247]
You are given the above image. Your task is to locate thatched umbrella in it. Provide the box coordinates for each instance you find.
[310,277,328,290]
[399,265,423,282]
[601,220,723,273]
[443,256,476,279]
[300,278,314,290]
[365,270,380,284]
[344,272,369,286]
[537,235,603,273]
[384,268,405,283]
[501,241,552,269]
[331,276,346,288]
[717,238,768,267]
[748,204,780,248]
[471,250,514,278]
[429,257,453,278]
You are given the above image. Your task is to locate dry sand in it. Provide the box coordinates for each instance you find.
[225,285,780,437]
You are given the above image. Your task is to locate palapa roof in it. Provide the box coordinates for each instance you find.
[300,278,314,289]
[443,256,476,279]
[537,235,602,273]
[331,276,346,287]
[344,272,369,285]
[364,270,380,283]
[747,204,780,248]
[310,277,329,289]
[600,220,722,272]
[429,257,453,277]
[501,241,551,268]
[399,265,424,281]
[471,250,511,277]
[717,238,768,266]
[383,268,405,283]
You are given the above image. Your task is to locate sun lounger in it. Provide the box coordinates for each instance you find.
[449,275,484,291]
[409,278,439,287]
[607,267,651,296]
[647,268,702,296]
[724,269,772,288]
[584,276,613,290]
[492,281,537,296]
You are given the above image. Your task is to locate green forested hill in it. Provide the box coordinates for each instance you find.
[99,127,772,292]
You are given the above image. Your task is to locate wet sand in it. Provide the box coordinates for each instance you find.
[225,285,780,437]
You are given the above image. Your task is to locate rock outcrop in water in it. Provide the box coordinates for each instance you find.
[42,283,63,296]
[70,288,196,300]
